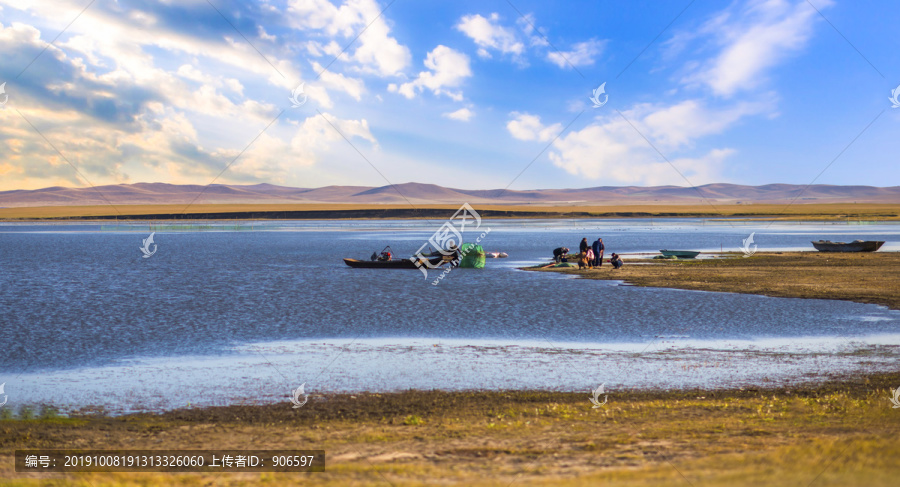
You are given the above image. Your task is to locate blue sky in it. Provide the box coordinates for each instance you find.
[0,0,898,191]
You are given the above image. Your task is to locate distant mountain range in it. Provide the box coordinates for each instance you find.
[1,182,899,207]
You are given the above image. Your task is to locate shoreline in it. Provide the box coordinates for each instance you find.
[523,251,900,310]
[3,371,899,486]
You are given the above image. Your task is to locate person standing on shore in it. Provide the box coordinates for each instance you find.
[592,237,604,267]
[579,238,588,255]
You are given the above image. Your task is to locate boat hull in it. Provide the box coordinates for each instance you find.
[659,250,701,259]
[343,256,444,269]
[811,240,885,252]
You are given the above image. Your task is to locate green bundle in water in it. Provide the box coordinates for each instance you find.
[458,243,486,268]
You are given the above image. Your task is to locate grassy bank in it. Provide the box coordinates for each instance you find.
[1,202,899,220]
[1,373,899,486]
[526,251,900,310]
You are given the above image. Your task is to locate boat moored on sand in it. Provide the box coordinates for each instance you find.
[659,250,701,259]
[811,240,885,252]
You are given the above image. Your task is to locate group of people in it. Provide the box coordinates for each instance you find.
[552,237,623,269]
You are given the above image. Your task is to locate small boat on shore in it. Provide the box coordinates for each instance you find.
[811,240,885,252]
[659,250,701,259]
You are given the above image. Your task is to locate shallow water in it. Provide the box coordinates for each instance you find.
[10,336,900,414]
[1,219,898,412]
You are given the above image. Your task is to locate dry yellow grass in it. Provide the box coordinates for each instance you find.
[1,202,899,220]
[529,251,900,310]
[1,376,899,486]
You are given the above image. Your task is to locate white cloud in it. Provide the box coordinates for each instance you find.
[175,64,242,96]
[310,61,365,102]
[286,0,366,36]
[0,99,378,189]
[225,78,243,96]
[548,117,733,184]
[506,113,562,142]
[127,10,157,28]
[233,112,377,180]
[499,0,817,185]
[305,39,344,58]
[640,99,771,147]
[351,10,411,77]
[391,45,471,101]
[546,39,605,68]
[257,25,276,42]
[443,107,474,121]
[507,99,768,184]
[456,13,524,57]
[176,64,206,82]
[287,0,411,77]
[516,14,549,47]
[0,5,383,190]
[0,1,304,91]
[456,12,559,66]
[681,0,827,96]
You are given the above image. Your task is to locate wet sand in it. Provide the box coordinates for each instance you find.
[527,252,900,310]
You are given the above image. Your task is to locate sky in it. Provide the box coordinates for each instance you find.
[0,0,898,191]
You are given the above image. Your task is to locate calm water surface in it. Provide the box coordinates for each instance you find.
[1,219,898,412]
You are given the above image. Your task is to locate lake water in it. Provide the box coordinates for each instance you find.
[1,219,899,413]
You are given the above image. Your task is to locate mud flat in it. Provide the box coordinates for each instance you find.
[1,372,899,486]
[526,251,900,310]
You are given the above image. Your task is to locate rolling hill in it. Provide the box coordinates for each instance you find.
[1,182,899,208]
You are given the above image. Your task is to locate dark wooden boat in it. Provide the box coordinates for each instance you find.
[343,255,445,269]
[811,240,885,252]
[659,250,701,259]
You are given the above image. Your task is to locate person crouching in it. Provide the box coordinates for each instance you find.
[552,247,569,263]
[610,253,623,269]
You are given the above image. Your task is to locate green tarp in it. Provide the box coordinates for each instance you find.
[458,243,486,269]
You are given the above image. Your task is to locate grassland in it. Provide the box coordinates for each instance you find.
[527,251,900,310]
[1,372,899,486]
[1,202,899,220]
